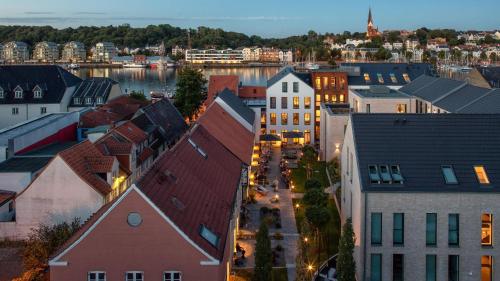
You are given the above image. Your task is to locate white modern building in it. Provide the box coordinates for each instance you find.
[279,50,293,63]
[185,49,244,64]
[92,42,117,62]
[62,41,86,62]
[33,41,59,62]
[2,41,29,63]
[266,68,314,144]
[341,113,499,281]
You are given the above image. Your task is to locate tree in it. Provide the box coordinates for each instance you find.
[480,51,488,61]
[174,66,207,120]
[304,179,322,191]
[303,189,328,207]
[336,218,356,281]
[301,146,317,179]
[422,50,432,63]
[490,52,497,63]
[374,47,391,61]
[129,90,147,101]
[295,235,308,281]
[305,205,331,267]
[253,222,272,281]
[438,50,446,61]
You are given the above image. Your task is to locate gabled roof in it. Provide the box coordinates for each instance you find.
[351,114,500,192]
[59,141,114,196]
[114,121,147,145]
[457,89,500,113]
[70,78,117,107]
[197,102,254,165]
[267,67,312,88]
[217,88,255,126]
[433,84,492,112]
[136,125,242,261]
[79,110,123,128]
[206,75,239,106]
[405,76,465,102]
[0,65,82,104]
[398,75,439,95]
[341,63,435,86]
[95,132,133,155]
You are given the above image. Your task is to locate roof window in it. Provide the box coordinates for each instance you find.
[474,166,490,185]
[379,165,392,183]
[377,73,384,84]
[368,165,381,184]
[402,73,411,83]
[200,225,219,247]
[390,165,404,184]
[390,73,398,83]
[441,165,458,184]
[364,73,371,84]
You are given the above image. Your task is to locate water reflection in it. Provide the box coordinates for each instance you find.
[72,67,280,96]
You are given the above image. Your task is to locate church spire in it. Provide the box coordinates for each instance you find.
[368,7,373,25]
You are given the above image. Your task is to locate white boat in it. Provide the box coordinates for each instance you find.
[67,63,80,69]
[305,63,320,70]
[123,62,148,68]
[305,51,320,70]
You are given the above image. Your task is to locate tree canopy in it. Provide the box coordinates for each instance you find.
[174,66,207,120]
[253,222,272,281]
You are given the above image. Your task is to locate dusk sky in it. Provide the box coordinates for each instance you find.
[1,0,499,37]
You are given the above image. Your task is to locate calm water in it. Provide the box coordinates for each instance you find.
[71,67,280,96]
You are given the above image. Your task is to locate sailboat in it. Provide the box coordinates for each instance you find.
[305,51,320,70]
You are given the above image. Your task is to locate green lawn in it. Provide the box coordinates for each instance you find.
[292,199,341,264]
[291,161,329,193]
[232,268,288,281]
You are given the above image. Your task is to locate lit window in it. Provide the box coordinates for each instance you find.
[403,73,411,83]
[126,272,143,281]
[364,73,371,83]
[293,113,299,125]
[481,256,493,281]
[260,112,266,125]
[200,225,219,247]
[474,166,490,184]
[88,271,106,281]
[270,113,276,125]
[331,77,336,89]
[315,110,320,118]
[323,77,328,88]
[315,77,321,90]
[396,104,407,113]
[164,271,182,281]
[325,94,329,102]
[390,73,398,83]
[304,113,311,125]
[339,94,345,102]
[304,97,311,109]
[293,96,299,109]
[332,95,337,102]
[377,73,384,84]
[442,165,458,184]
[340,78,345,89]
[281,113,288,125]
[482,214,493,246]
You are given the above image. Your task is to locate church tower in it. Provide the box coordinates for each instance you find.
[367,7,381,38]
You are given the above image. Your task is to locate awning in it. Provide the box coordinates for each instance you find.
[282,132,304,138]
[259,134,281,141]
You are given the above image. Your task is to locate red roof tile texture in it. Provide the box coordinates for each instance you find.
[59,141,114,196]
[205,75,239,107]
[197,103,254,165]
[95,134,133,155]
[138,147,154,163]
[114,121,147,145]
[238,86,266,99]
[79,110,122,128]
[137,125,242,260]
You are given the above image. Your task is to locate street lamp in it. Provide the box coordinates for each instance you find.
[304,237,308,243]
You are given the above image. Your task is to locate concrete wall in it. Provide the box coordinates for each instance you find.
[319,109,349,162]
[266,73,315,144]
[51,189,226,281]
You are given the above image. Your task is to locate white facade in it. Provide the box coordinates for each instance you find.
[62,41,86,62]
[3,41,29,63]
[266,72,314,144]
[93,42,117,62]
[319,104,350,161]
[279,50,293,63]
[405,40,420,50]
[33,41,59,62]
[185,49,243,64]
[349,89,413,114]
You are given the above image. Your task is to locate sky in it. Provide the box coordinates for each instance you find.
[0,0,498,38]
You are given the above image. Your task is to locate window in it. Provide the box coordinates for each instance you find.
[390,73,398,83]
[126,272,143,281]
[315,77,321,90]
[426,255,436,281]
[282,82,288,93]
[390,165,404,184]
[260,112,266,125]
[369,165,381,184]
[304,97,311,109]
[323,77,328,88]
[393,213,404,246]
[200,225,219,247]
[426,213,437,246]
[293,113,299,125]
[442,165,458,184]
[88,271,106,281]
[393,254,404,281]
[315,110,320,118]
[281,97,288,109]
[40,107,47,114]
[366,104,371,113]
[293,96,299,109]
[33,88,42,98]
[85,97,92,105]
[449,214,459,246]
[96,97,104,104]
[482,214,493,246]
[270,97,276,109]
[339,94,345,102]
[304,130,311,144]
[370,254,382,281]
[379,165,392,183]
[377,73,384,84]
[281,113,288,125]
[371,213,382,245]
[324,94,329,102]
[14,87,23,99]
[74,97,81,105]
[164,271,182,281]
[448,255,459,281]
[331,77,336,89]
[340,78,345,89]
[293,82,299,93]
[481,256,493,281]
[402,73,411,83]
[304,113,311,125]
[270,113,276,125]
[474,166,490,184]
[364,73,371,83]
[12,107,19,115]
[332,95,337,102]
[396,104,407,113]
[0,87,3,98]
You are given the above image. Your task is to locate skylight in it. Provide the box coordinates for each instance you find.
[187,138,208,159]
[441,165,458,184]
[390,165,404,184]
[474,166,490,185]
[402,73,411,83]
[379,165,392,183]
[364,73,371,83]
[377,73,384,84]
[368,165,381,184]
[390,73,398,83]
[200,225,219,247]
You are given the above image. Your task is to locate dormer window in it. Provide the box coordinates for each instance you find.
[0,87,4,98]
[14,86,23,99]
[33,86,42,99]
[96,97,104,105]
[85,97,92,105]
[74,98,81,105]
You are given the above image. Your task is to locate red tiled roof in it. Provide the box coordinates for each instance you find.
[138,147,154,163]
[79,96,150,128]
[59,141,114,196]
[238,85,266,99]
[0,190,15,206]
[137,125,242,260]
[114,121,147,145]
[79,110,122,128]
[96,133,133,155]
[197,103,254,165]
[205,75,239,107]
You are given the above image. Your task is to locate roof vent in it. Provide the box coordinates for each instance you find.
[171,197,185,211]
[164,169,177,183]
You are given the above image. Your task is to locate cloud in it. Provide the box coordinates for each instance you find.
[73,12,107,15]
[24,12,54,15]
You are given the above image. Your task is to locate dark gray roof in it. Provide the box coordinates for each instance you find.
[0,65,82,104]
[351,114,500,192]
[477,66,500,88]
[0,157,51,173]
[18,142,77,157]
[352,86,410,98]
[322,103,352,115]
[433,84,492,112]
[217,88,255,126]
[70,78,117,107]
[267,67,312,88]
[341,63,435,86]
[398,75,439,95]
[404,76,466,102]
[457,89,500,113]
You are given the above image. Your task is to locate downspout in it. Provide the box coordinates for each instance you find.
[362,192,367,281]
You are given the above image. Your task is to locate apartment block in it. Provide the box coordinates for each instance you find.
[62,41,86,62]
[33,41,59,62]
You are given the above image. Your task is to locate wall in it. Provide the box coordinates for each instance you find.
[15,123,77,155]
[319,109,349,162]
[349,91,413,114]
[51,189,225,281]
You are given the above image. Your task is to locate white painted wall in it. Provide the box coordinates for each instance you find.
[319,108,349,162]
[349,90,413,114]
[266,72,315,143]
